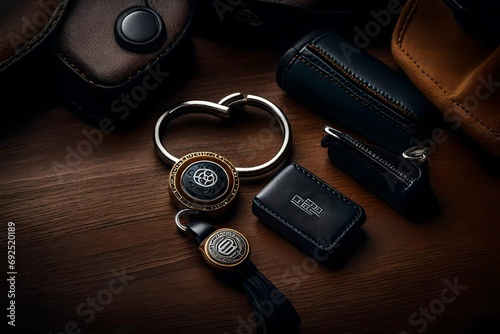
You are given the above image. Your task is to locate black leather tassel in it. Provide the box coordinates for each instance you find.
[239,262,301,334]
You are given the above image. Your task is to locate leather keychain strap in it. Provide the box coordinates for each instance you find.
[161,94,298,332]
[185,219,301,334]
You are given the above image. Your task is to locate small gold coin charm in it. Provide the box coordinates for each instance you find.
[169,152,239,217]
[199,228,251,270]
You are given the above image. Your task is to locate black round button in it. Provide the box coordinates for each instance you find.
[115,7,166,53]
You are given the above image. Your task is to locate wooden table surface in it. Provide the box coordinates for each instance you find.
[1,31,500,334]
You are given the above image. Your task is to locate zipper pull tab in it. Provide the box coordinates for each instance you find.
[402,146,431,163]
[323,125,343,140]
[321,125,344,148]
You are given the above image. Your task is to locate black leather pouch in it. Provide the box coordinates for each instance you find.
[276,30,438,154]
[321,126,439,221]
[252,163,366,263]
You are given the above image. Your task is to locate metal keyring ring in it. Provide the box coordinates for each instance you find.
[175,209,199,232]
[153,93,292,178]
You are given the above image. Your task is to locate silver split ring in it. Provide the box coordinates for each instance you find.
[153,93,292,178]
[175,209,199,232]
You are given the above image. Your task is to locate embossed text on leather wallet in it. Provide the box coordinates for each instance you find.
[252,163,366,263]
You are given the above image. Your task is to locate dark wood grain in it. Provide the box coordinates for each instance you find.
[1,35,500,334]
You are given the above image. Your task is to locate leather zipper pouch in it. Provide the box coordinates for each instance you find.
[276,30,438,154]
[252,162,366,263]
[321,126,440,221]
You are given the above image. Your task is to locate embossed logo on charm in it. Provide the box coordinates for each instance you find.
[168,152,239,216]
[217,238,238,256]
[193,168,218,188]
[181,161,229,202]
[204,229,250,269]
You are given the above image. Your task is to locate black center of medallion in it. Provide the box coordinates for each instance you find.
[181,161,229,202]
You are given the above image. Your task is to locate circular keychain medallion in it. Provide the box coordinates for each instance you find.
[199,228,250,270]
[155,93,292,218]
[169,152,239,217]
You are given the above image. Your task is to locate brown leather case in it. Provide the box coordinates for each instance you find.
[54,0,194,129]
[391,0,500,158]
[0,0,70,124]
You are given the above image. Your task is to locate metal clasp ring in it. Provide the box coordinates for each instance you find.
[402,146,431,163]
[175,209,199,232]
[153,93,292,178]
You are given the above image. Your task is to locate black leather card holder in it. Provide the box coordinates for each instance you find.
[252,163,365,262]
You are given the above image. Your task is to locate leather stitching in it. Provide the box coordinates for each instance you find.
[396,0,500,138]
[56,6,193,86]
[296,55,416,137]
[310,43,422,123]
[303,53,418,130]
[254,164,363,250]
[0,2,66,71]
